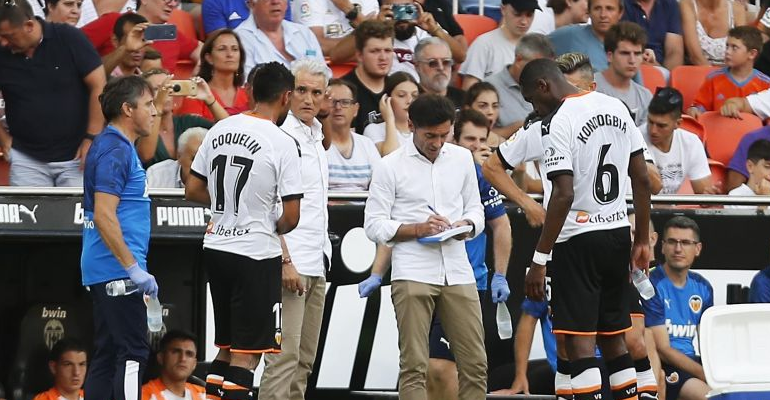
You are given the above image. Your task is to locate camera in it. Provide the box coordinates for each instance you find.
[392,4,418,21]
[169,80,197,97]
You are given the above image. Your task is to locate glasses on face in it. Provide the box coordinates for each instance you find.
[331,98,356,108]
[418,58,454,70]
[663,238,699,248]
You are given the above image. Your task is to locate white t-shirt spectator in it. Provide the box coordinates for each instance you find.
[747,90,770,119]
[644,127,711,194]
[146,159,182,188]
[327,133,382,191]
[726,183,758,209]
[391,28,431,82]
[528,7,556,34]
[459,28,517,81]
[363,122,413,148]
[292,0,379,39]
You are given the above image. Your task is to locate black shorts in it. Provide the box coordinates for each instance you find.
[204,248,282,353]
[628,280,645,318]
[662,357,702,400]
[550,227,632,335]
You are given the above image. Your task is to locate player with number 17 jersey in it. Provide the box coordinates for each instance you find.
[540,91,647,242]
[190,113,304,260]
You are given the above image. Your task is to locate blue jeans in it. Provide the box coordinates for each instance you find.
[8,147,82,187]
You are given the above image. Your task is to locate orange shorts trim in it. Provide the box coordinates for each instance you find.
[616,395,638,400]
[229,348,281,355]
[638,385,658,392]
[553,329,597,336]
[215,344,231,349]
[611,378,637,390]
[222,383,248,390]
[556,389,574,395]
[597,326,632,335]
[206,377,223,384]
[630,313,645,319]
[572,384,603,394]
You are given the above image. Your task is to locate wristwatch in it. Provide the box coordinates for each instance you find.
[345,4,360,21]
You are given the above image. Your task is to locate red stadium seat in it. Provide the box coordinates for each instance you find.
[640,64,667,94]
[329,62,357,78]
[709,159,727,194]
[169,9,199,44]
[680,114,706,143]
[700,111,763,165]
[670,65,718,112]
[0,158,8,186]
[454,14,498,45]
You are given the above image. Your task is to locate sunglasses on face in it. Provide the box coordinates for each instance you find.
[418,58,454,69]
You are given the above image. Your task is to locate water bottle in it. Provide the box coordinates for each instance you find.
[146,296,163,332]
[496,302,513,340]
[631,268,655,300]
[105,279,138,296]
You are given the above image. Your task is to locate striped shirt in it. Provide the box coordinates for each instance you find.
[327,133,382,191]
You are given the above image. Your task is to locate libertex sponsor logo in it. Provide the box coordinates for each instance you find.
[575,210,626,224]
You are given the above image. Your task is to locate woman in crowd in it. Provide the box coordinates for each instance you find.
[363,72,421,156]
[44,0,82,25]
[177,29,250,120]
[681,0,747,65]
[463,82,502,145]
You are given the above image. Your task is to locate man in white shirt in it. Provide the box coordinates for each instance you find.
[234,0,325,75]
[146,127,207,188]
[184,62,303,400]
[363,94,487,400]
[259,59,331,400]
[594,22,652,127]
[323,79,382,191]
[460,0,540,89]
[141,331,206,400]
[292,0,378,55]
[644,88,715,194]
[415,37,465,108]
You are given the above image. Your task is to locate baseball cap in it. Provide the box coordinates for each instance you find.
[502,0,542,11]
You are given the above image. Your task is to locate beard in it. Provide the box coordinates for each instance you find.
[424,74,450,93]
[394,23,416,41]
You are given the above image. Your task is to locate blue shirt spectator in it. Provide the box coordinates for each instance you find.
[622,0,684,69]
[549,24,609,72]
[202,0,251,34]
[81,126,150,285]
[465,164,506,290]
[750,267,770,303]
[727,126,770,192]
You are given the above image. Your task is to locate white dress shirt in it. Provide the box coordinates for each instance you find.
[146,159,183,188]
[364,140,484,286]
[234,14,325,76]
[281,111,331,277]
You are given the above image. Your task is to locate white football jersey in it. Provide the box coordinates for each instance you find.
[191,113,303,260]
[539,91,645,242]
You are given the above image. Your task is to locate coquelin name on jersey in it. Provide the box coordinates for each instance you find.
[211,132,262,154]
[577,114,628,144]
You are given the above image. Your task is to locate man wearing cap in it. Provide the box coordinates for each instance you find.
[548,0,624,73]
[459,0,540,90]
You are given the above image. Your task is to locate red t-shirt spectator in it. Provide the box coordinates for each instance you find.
[81,12,197,72]
[176,87,250,120]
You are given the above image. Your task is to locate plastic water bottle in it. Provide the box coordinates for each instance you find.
[146,297,163,332]
[631,268,655,300]
[496,302,513,340]
[105,279,138,296]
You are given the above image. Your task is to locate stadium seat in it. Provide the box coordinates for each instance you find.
[454,14,498,45]
[680,114,706,143]
[169,9,199,44]
[700,111,763,165]
[670,65,718,111]
[640,64,667,94]
[709,160,727,194]
[8,303,92,400]
[0,158,8,186]
[329,62,357,78]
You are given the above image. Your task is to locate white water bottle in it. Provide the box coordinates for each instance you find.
[496,302,513,339]
[631,268,655,300]
[146,297,163,332]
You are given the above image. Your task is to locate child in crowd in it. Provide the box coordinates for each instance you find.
[727,139,770,209]
[688,26,770,118]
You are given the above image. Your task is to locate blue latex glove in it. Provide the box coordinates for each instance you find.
[127,263,159,298]
[358,274,382,298]
[491,273,510,303]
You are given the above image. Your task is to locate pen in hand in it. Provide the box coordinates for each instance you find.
[426,205,450,232]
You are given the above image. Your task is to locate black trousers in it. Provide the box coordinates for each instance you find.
[84,280,149,400]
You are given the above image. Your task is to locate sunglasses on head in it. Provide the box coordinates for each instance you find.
[654,87,683,106]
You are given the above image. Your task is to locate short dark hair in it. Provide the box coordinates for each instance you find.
[463,81,498,108]
[43,0,59,15]
[114,13,148,42]
[50,338,87,362]
[252,62,294,103]
[0,0,34,26]
[729,26,763,53]
[664,216,701,241]
[328,78,358,99]
[199,29,246,87]
[384,71,419,96]
[604,21,648,53]
[354,19,395,52]
[99,75,154,122]
[453,108,489,142]
[158,329,197,353]
[409,94,455,129]
[747,139,770,163]
[648,87,683,118]
[588,0,623,11]
[546,0,569,14]
[519,58,565,92]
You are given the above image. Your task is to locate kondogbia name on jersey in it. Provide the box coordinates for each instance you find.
[577,114,628,144]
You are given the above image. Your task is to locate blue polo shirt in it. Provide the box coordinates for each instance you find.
[81,126,151,286]
[0,19,102,162]
[622,0,682,65]
[750,267,770,303]
[549,24,608,72]
[465,164,507,291]
[643,265,713,357]
[202,0,292,34]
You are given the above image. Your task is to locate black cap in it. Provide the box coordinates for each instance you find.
[502,0,542,11]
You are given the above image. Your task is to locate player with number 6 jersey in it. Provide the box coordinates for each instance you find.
[185,62,303,400]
